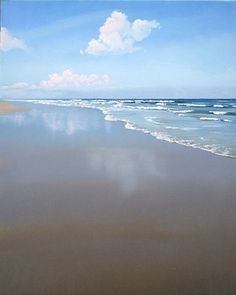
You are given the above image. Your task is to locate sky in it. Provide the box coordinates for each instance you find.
[0,0,236,99]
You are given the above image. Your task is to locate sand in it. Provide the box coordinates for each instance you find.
[0,101,25,114]
[0,103,236,294]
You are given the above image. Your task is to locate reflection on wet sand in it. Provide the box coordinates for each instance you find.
[2,105,100,135]
[0,104,236,294]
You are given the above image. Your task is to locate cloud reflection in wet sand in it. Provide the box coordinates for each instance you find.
[2,106,102,135]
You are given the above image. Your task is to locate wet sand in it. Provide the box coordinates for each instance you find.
[0,104,236,294]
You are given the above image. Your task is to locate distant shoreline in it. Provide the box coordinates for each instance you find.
[0,101,26,115]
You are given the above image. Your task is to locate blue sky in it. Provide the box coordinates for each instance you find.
[1,0,236,99]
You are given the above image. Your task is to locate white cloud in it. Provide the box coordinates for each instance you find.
[85,11,160,55]
[1,82,31,90]
[1,69,111,90]
[0,27,26,51]
[39,69,111,88]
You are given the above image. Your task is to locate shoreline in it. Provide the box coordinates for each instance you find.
[102,111,236,161]
[58,103,236,161]
[6,99,235,160]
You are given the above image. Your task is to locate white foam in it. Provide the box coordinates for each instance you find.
[178,103,207,107]
[210,111,227,115]
[120,100,135,103]
[104,114,117,121]
[124,105,167,111]
[156,102,166,106]
[171,109,193,113]
[157,100,175,103]
[124,121,138,131]
[200,117,220,121]
[213,104,224,108]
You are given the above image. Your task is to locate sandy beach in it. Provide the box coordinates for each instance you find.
[0,101,26,115]
[0,102,236,294]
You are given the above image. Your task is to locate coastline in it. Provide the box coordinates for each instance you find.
[10,98,236,159]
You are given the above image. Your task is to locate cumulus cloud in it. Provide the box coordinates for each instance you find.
[85,11,160,55]
[1,69,111,90]
[0,27,26,51]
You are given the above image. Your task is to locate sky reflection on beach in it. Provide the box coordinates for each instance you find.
[1,105,103,136]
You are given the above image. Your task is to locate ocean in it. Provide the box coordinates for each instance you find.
[10,98,236,159]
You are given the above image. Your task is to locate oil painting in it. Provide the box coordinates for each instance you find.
[0,0,236,294]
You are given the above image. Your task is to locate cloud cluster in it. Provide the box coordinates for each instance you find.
[1,69,111,90]
[0,27,26,51]
[85,11,160,55]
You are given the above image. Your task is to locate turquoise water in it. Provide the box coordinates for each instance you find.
[10,98,236,158]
